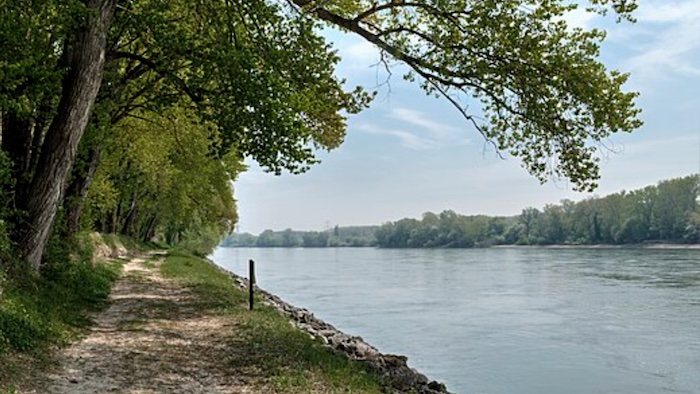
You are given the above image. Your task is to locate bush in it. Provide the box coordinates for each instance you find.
[0,252,120,355]
[0,303,49,352]
[176,225,223,257]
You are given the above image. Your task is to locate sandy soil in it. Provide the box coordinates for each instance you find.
[28,254,255,394]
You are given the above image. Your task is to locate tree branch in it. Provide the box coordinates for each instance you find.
[109,51,204,103]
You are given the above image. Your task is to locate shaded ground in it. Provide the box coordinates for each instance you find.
[29,254,253,394]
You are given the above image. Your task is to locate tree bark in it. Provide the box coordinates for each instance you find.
[65,146,102,235]
[120,195,138,236]
[108,202,120,234]
[140,214,158,243]
[20,0,117,270]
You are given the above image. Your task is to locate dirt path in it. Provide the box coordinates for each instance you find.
[34,254,253,394]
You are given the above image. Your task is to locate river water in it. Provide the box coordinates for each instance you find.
[210,247,700,394]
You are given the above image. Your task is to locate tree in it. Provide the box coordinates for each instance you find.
[302,231,330,247]
[684,212,700,244]
[596,192,626,243]
[257,230,282,247]
[653,176,699,240]
[83,103,240,248]
[374,175,699,248]
[1,0,118,268]
[629,186,658,241]
[1,0,367,268]
[534,204,564,244]
[2,0,643,270]
[292,0,641,190]
[281,229,302,247]
[519,207,546,244]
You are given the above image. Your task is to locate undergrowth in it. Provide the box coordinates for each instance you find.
[0,232,122,390]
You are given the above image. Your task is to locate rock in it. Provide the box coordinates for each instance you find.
[428,380,448,392]
[351,340,377,359]
[327,333,348,347]
[413,371,429,385]
[382,354,408,368]
[318,329,336,337]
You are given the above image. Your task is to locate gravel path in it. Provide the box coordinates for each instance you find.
[34,254,254,394]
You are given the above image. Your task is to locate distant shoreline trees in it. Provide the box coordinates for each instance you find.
[223,174,700,248]
[222,226,378,248]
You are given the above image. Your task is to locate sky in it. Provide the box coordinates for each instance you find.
[233,0,700,234]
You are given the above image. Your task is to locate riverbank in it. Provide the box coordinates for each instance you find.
[491,243,700,250]
[219,241,700,251]
[9,251,451,393]
[224,264,451,394]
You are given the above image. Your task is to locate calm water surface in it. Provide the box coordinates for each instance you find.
[210,247,700,394]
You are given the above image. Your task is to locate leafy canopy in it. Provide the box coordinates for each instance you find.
[291,0,643,190]
[88,102,241,244]
[108,0,373,175]
[1,0,642,189]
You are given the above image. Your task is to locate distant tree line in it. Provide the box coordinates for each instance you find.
[376,174,700,248]
[221,226,378,248]
[222,175,699,249]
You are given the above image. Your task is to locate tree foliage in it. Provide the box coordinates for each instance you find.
[108,0,372,173]
[82,103,242,254]
[291,0,642,191]
[222,176,700,249]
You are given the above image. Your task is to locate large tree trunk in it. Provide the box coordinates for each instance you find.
[20,0,117,270]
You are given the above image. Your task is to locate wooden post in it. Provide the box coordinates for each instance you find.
[249,259,255,310]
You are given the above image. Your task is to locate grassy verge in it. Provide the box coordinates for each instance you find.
[160,252,384,393]
[0,234,123,392]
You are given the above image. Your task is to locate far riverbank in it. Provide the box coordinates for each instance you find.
[491,243,700,250]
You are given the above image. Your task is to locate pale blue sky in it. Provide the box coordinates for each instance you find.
[234,0,700,234]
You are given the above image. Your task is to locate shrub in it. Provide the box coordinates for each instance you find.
[0,250,120,355]
[0,303,48,352]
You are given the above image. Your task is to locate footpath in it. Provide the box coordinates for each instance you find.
[30,253,253,393]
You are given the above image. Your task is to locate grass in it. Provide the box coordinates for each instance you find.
[160,252,384,393]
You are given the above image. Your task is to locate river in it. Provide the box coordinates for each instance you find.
[210,247,700,394]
